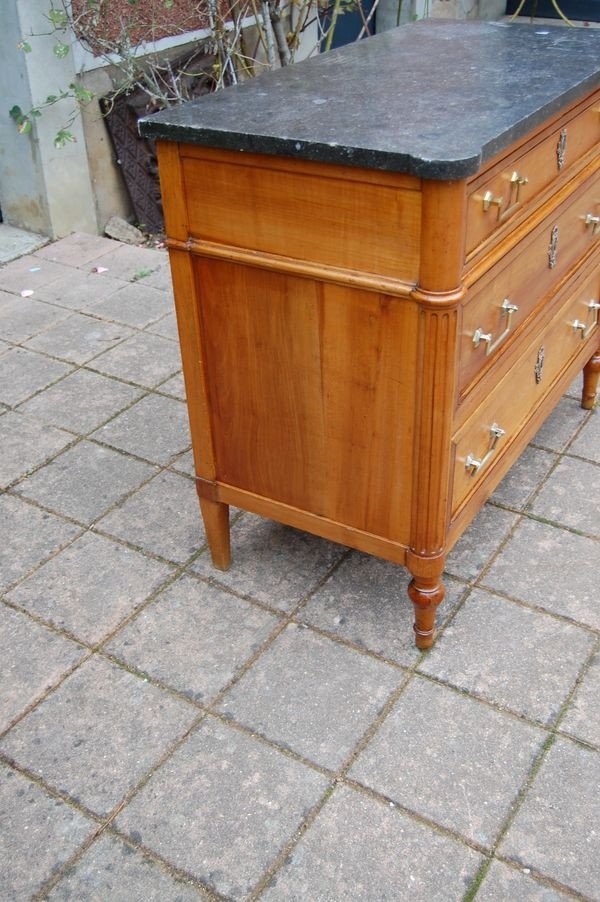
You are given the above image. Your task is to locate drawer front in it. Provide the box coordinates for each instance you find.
[466,96,600,255]
[451,267,600,516]
[459,169,600,397]
[179,148,422,282]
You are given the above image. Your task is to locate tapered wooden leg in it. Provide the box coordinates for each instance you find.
[408,575,445,650]
[582,348,600,410]
[199,497,231,570]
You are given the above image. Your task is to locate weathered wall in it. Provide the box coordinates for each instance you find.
[0,0,98,237]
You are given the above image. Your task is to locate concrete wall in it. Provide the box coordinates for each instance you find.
[376,0,506,39]
[0,0,97,237]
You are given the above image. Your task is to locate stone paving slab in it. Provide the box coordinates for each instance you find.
[0,224,48,264]
[444,504,518,581]
[105,574,280,702]
[24,312,134,365]
[0,345,72,407]
[91,280,173,328]
[0,656,197,818]
[97,470,206,563]
[115,718,330,899]
[482,518,600,629]
[0,494,81,593]
[18,368,143,434]
[476,859,572,900]
[147,310,179,340]
[529,455,600,537]
[6,531,172,646]
[48,832,208,901]
[499,737,600,898]
[90,330,182,388]
[0,293,71,343]
[0,762,94,899]
[349,676,546,848]
[568,409,600,463]
[14,440,157,525]
[559,651,600,748]
[0,604,86,733]
[262,784,483,901]
[91,393,190,465]
[0,411,74,488]
[33,269,130,311]
[0,254,75,293]
[0,232,598,901]
[531,396,590,451]
[35,231,116,267]
[491,445,558,510]
[217,622,401,770]
[419,588,596,725]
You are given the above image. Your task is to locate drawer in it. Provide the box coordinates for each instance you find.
[451,266,600,516]
[178,146,422,282]
[466,94,600,255]
[459,169,600,397]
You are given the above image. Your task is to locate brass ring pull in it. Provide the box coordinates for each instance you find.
[472,299,519,356]
[584,214,600,235]
[572,299,600,340]
[465,423,506,475]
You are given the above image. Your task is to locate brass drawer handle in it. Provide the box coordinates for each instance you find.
[482,191,504,212]
[465,423,506,475]
[572,299,600,340]
[510,171,528,188]
[584,214,600,235]
[472,299,519,356]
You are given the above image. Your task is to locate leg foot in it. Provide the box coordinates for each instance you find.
[582,348,600,410]
[199,497,231,570]
[408,576,445,650]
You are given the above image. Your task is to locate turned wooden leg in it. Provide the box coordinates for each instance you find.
[582,348,600,410]
[198,497,231,570]
[408,576,445,650]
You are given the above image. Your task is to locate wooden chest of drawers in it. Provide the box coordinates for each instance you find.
[142,21,600,647]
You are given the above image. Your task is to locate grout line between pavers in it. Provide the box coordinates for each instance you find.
[461,634,600,901]
[2,265,597,901]
[0,646,94,743]
[29,707,219,902]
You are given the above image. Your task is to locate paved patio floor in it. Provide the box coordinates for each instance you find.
[1,232,599,901]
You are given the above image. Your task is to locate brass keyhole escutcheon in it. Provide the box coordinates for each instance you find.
[548,225,559,269]
[556,128,567,170]
[534,346,545,384]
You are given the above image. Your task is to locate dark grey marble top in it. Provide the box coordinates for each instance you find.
[140,20,600,179]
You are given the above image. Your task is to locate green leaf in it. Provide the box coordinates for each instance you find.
[70,83,95,103]
[18,119,32,134]
[53,41,70,59]
[164,0,175,7]
[17,40,32,53]
[30,109,42,117]
[48,9,69,27]
[45,94,58,103]
[54,128,76,148]
[9,105,23,121]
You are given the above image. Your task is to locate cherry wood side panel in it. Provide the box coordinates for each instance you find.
[194,257,419,544]
[179,149,422,281]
